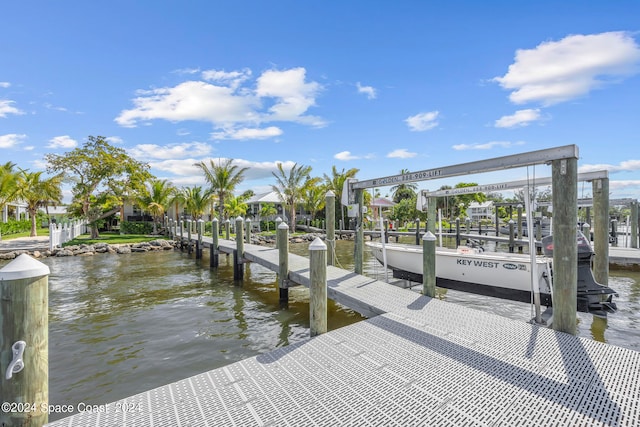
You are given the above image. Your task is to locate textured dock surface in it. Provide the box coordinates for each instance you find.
[46,237,640,426]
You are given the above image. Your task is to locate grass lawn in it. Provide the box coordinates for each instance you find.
[62,232,166,246]
[0,228,50,239]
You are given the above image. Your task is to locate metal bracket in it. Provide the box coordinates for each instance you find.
[5,341,26,380]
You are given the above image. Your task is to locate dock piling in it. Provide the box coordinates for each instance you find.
[325,191,335,266]
[234,216,244,280]
[187,219,192,254]
[211,218,219,268]
[0,254,50,427]
[309,237,327,336]
[422,231,436,298]
[196,219,203,259]
[278,222,289,303]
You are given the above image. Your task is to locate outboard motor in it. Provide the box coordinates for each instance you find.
[541,231,618,315]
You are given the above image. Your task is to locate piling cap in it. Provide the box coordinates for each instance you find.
[422,231,436,241]
[309,236,327,251]
[326,190,335,197]
[0,253,50,281]
[278,221,289,229]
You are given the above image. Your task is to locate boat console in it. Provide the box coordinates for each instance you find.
[541,231,618,315]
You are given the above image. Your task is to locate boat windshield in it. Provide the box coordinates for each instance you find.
[541,230,592,257]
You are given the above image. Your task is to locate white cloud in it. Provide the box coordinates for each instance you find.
[579,160,640,174]
[335,151,359,161]
[106,136,123,145]
[356,82,377,99]
[334,151,375,161]
[0,100,24,117]
[211,126,283,140]
[494,109,542,128]
[452,141,525,151]
[610,180,640,192]
[494,31,640,106]
[116,67,324,138]
[129,142,212,160]
[387,148,417,159]
[201,68,251,89]
[0,82,10,88]
[0,133,27,148]
[256,67,324,126]
[47,135,77,149]
[405,111,439,131]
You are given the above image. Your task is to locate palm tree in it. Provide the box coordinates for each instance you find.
[195,158,248,221]
[303,179,325,223]
[14,170,63,236]
[137,179,175,234]
[323,166,359,229]
[180,186,213,220]
[224,195,248,219]
[0,161,19,213]
[259,203,277,232]
[272,163,313,232]
[390,168,418,203]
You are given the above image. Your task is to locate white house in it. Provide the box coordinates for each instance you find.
[467,201,494,222]
[1,201,28,223]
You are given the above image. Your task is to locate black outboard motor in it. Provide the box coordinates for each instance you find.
[541,231,618,315]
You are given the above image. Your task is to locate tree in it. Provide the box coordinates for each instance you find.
[46,136,151,238]
[259,203,277,231]
[180,186,213,220]
[323,166,359,229]
[137,179,176,234]
[272,162,313,232]
[303,179,325,223]
[224,195,248,219]
[390,169,418,203]
[14,170,63,236]
[0,161,19,213]
[195,158,248,221]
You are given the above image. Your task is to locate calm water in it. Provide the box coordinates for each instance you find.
[1,239,638,421]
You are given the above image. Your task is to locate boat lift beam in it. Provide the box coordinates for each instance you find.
[350,144,579,190]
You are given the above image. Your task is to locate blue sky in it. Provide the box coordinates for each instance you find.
[2,1,640,203]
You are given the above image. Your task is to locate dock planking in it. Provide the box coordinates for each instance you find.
[46,234,640,426]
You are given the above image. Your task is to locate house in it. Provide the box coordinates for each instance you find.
[1,201,28,222]
[467,201,494,222]
[246,191,286,221]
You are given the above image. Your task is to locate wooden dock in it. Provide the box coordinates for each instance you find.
[46,236,640,426]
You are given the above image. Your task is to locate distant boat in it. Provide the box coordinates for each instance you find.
[367,230,617,316]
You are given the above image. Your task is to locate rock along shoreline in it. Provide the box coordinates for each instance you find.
[0,233,334,261]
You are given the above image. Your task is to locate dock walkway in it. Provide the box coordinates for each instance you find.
[47,237,640,426]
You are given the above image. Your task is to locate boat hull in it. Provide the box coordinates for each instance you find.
[367,242,552,304]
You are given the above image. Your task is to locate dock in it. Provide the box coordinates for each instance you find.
[46,236,640,426]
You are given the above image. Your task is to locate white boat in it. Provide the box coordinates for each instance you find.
[366,231,617,315]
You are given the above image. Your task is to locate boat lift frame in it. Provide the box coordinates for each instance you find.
[347,144,586,334]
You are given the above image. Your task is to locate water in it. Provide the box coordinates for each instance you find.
[1,239,638,421]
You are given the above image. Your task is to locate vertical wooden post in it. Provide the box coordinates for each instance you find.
[278,222,289,302]
[422,231,436,298]
[552,157,578,334]
[427,197,437,248]
[196,219,204,259]
[455,218,461,247]
[187,219,192,254]
[415,218,421,246]
[211,218,219,268]
[225,219,230,240]
[326,191,335,266]
[592,177,609,286]
[508,220,515,253]
[354,188,364,275]
[1,254,50,427]
[517,205,523,253]
[245,218,252,244]
[179,218,184,251]
[168,218,174,239]
[275,217,283,248]
[631,200,638,249]
[583,223,591,244]
[234,216,244,280]
[309,237,327,337]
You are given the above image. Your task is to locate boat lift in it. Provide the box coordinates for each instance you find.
[345,144,602,334]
